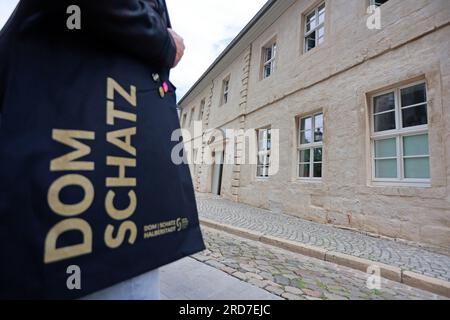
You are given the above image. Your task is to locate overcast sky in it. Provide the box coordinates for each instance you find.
[0,0,267,99]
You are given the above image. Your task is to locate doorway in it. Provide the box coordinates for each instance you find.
[211,151,224,196]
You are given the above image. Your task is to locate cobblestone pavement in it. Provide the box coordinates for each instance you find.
[196,193,450,282]
[193,227,446,300]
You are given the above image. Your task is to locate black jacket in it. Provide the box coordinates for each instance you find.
[0,0,205,299]
[0,0,176,113]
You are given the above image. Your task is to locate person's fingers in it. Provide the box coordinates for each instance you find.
[168,29,185,68]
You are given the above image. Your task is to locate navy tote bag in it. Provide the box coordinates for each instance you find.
[0,2,205,299]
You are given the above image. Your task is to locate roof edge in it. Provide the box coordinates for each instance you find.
[178,0,277,106]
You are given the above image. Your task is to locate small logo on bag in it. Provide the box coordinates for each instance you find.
[66,265,81,290]
[176,218,189,232]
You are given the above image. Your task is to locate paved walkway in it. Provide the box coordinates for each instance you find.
[160,257,281,300]
[192,227,445,300]
[196,193,450,282]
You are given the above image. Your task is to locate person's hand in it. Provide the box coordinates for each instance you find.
[168,29,185,68]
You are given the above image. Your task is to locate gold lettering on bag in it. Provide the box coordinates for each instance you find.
[106,156,136,187]
[107,128,137,156]
[107,101,137,125]
[105,190,137,220]
[50,130,95,171]
[44,219,92,263]
[104,221,137,249]
[44,77,139,264]
[104,77,138,249]
[48,174,94,216]
[107,77,137,107]
[45,130,95,263]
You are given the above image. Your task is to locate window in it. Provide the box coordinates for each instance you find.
[198,99,205,121]
[304,2,325,53]
[370,0,389,7]
[298,113,324,179]
[257,128,271,178]
[181,113,187,127]
[222,77,230,105]
[262,41,277,79]
[371,82,430,183]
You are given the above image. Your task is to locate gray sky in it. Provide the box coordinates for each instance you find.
[0,0,267,98]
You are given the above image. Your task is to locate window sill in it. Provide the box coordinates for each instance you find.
[295,178,323,184]
[370,180,431,188]
[301,42,325,58]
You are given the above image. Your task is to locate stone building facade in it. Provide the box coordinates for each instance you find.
[178,0,450,251]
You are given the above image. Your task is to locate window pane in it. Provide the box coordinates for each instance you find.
[318,26,325,41]
[318,36,324,45]
[267,130,272,150]
[314,114,324,142]
[306,12,316,30]
[299,149,310,163]
[264,64,271,78]
[374,138,396,158]
[265,47,272,62]
[318,5,325,24]
[403,134,429,156]
[375,159,397,178]
[301,130,312,144]
[257,154,264,165]
[299,164,310,178]
[305,32,316,51]
[374,111,396,132]
[258,131,266,151]
[257,166,264,177]
[315,113,323,128]
[314,147,322,162]
[301,117,312,130]
[373,92,395,114]
[314,128,323,142]
[404,157,430,179]
[313,163,322,178]
[402,105,428,128]
[401,83,426,107]
[258,154,270,167]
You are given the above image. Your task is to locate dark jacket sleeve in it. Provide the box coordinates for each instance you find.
[40,0,177,69]
[81,0,176,69]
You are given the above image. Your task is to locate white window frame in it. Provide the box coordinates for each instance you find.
[222,78,230,105]
[262,42,277,79]
[304,2,326,53]
[298,112,324,180]
[256,127,272,178]
[370,81,430,186]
